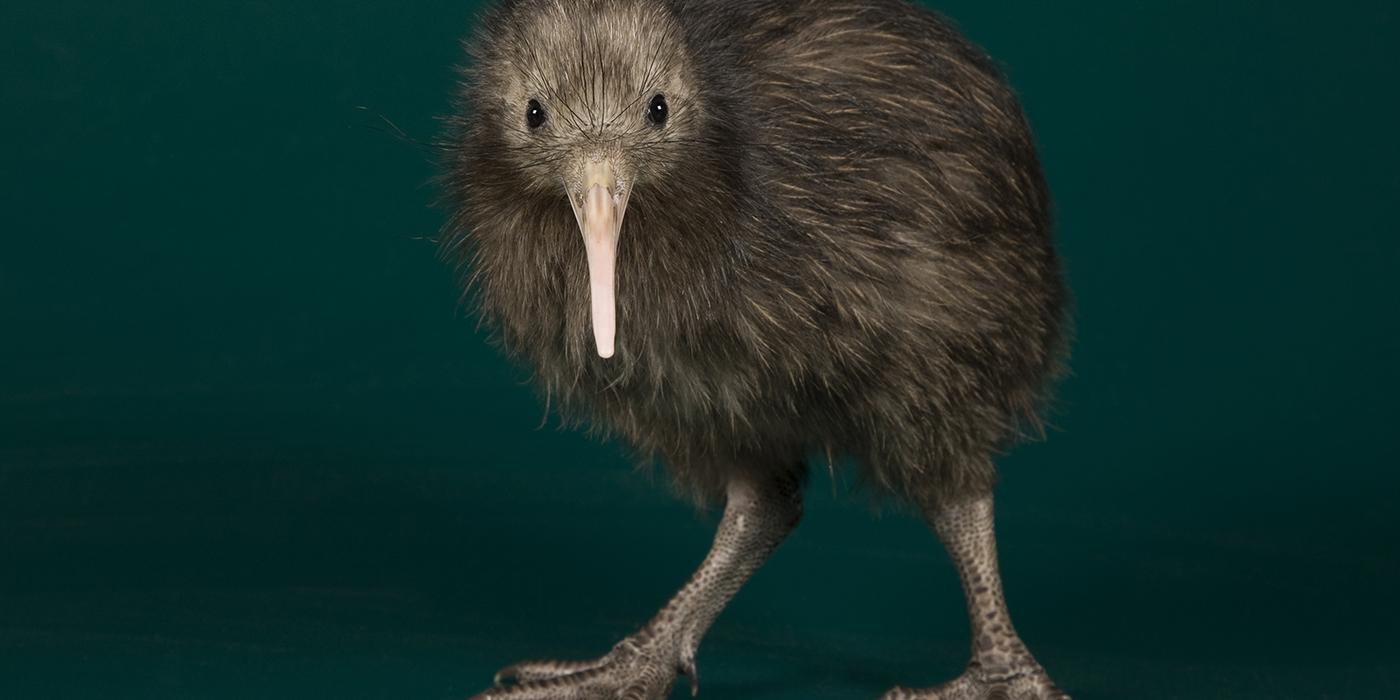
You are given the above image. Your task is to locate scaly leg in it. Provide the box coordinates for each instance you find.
[473,471,803,700]
[882,494,1068,700]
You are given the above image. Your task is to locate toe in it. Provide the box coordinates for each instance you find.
[1007,673,1070,700]
[495,659,609,686]
[879,671,1067,700]
[471,670,608,700]
[618,677,675,700]
[473,636,682,700]
[877,687,920,700]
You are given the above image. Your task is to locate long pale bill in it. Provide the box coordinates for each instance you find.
[581,183,618,358]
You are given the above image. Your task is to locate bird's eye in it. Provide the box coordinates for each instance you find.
[646,94,668,126]
[525,99,546,129]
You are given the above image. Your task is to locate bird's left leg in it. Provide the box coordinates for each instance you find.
[475,470,803,700]
[881,493,1068,700]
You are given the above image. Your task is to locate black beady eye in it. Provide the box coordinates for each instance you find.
[525,99,546,129]
[646,94,668,126]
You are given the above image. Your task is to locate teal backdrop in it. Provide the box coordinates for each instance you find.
[2,1,1397,698]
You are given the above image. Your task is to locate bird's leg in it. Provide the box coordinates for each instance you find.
[882,494,1068,700]
[476,472,803,700]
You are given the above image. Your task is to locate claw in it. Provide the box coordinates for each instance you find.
[492,666,518,686]
[679,655,698,697]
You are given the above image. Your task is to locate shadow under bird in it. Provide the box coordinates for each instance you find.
[440,0,1071,697]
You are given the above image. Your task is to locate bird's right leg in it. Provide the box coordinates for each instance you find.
[471,470,803,700]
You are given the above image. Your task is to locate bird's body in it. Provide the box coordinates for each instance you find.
[451,0,1065,503]
[443,0,1070,697]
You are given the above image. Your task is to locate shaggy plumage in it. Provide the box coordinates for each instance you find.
[444,0,1065,505]
[439,0,1070,698]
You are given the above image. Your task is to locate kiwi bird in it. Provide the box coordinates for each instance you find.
[441,0,1070,697]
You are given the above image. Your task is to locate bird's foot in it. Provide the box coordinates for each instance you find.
[471,633,690,700]
[880,664,1068,700]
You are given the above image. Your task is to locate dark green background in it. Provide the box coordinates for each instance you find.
[3,1,1397,698]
